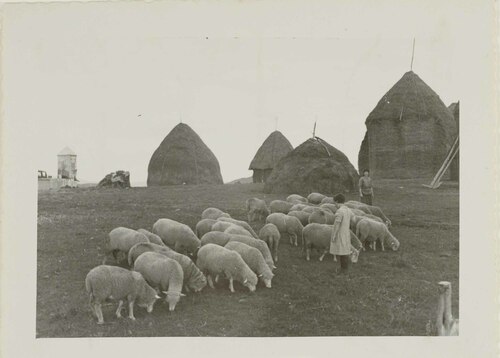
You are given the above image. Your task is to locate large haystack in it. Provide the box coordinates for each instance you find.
[357,71,458,179]
[448,101,459,181]
[249,130,293,183]
[264,137,359,194]
[147,123,223,186]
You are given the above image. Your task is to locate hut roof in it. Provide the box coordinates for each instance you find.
[249,131,293,170]
[58,146,76,156]
[147,123,223,186]
[365,71,457,140]
[264,137,359,194]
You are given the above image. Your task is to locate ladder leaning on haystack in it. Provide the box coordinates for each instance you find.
[436,281,459,336]
[423,136,459,189]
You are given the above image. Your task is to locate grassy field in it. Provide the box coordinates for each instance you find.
[37,180,458,337]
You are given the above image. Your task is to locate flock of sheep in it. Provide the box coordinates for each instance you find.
[85,191,399,324]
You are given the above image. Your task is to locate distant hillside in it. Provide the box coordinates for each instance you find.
[226,176,253,184]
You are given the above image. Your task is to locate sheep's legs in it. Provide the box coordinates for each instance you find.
[228,278,235,293]
[380,240,385,251]
[207,275,215,289]
[95,303,104,324]
[128,299,136,321]
[319,251,327,261]
[115,300,124,318]
[306,248,310,261]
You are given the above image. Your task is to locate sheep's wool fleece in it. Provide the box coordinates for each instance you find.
[329,205,353,256]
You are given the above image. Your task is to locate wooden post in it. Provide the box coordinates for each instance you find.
[312,121,317,138]
[424,137,459,188]
[436,281,459,335]
[410,38,416,71]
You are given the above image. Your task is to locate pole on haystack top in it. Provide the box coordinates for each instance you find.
[312,121,317,138]
[410,38,416,71]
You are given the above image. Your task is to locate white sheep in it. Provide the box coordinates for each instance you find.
[211,221,235,233]
[201,207,231,220]
[286,194,308,204]
[308,209,335,225]
[152,218,200,255]
[266,212,303,246]
[302,206,322,214]
[287,210,311,226]
[269,200,294,214]
[225,241,274,288]
[224,224,253,237]
[217,217,259,239]
[259,223,281,263]
[107,227,150,264]
[246,198,270,222]
[128,242,207,293]
[320,196,335,204]
[200,231,232,247]
[133,252,185,311]
[302,223,360,263]
[85,265,160,324]
[346,201,391,227]
[137,228,165,246]
[320,203,338,214]
[307,192,327,204]
[195,219,217,238]
[355,219,400,251]
[196,244,258,293]
[289,203,310,212]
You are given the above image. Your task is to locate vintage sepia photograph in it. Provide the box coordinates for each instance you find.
[0,0,497,357]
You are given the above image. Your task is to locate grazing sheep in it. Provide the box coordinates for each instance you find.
[349,208,367,217]
[346,201,391,226]
[356,219,400,251]
[266,213,304,246]
[320,196,335,204]
[211,221,235,233]
[107,227,150,263]
[201,207,231,220]
[224,225,253,237]
[152,218,201,255]
[200,231,232,247]
[320,203,338,214]
[308,209,335,225]
[246,198,270,222]
[287,210,310,226]
[349,215,384,234]
[85,265,160,324]
[269,200,294,214]
[259,223,281,263]
[307,192,327,204]
[225,241,274,288]
[196,244,258,293]
[133,252,185,311]
[137,229,165,246]
[286,194,308,204]
[289,203,310,212]
[195,219,217,238]
[218,217,259,239]
[128,242,206,293]
[128,242,173,266]
[345,201,373,215]
[302,223,360,263]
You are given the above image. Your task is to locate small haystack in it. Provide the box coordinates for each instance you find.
[264,137,359,194]
[147,123,223,186]
[357,71,458,179]
[249,130,293,183]
[97,171,131,188]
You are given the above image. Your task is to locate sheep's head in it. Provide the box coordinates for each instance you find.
[163,291,186,311]
[137,285,160,313]
[259,272,274,288]
[188,271,207,292]
[385,220,392,228]
[389,237,400,251]
[242,276,257,292]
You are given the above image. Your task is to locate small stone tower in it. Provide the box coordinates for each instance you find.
[57,147,77,180]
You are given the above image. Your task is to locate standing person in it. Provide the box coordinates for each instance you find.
[359,169,374,205]
[330,193,353,274]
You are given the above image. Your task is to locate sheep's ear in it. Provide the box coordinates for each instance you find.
[180,293,186,297]
[258,274,263,277]
[162,291,169,295]
[155,294,161,299]
[243,278,248,284]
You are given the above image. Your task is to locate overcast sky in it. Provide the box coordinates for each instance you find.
[4,1,469,185]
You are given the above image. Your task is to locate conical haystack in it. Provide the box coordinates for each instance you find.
[357,71,458,179]
[264,137,359,194]
[147,123,223,186]
[249,130,293,183]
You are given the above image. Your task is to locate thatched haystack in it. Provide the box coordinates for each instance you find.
[357,71,458,179]
[147,123,223,186]
[448,101,459,181]
[249,130,293,183]
[264,137,359,194]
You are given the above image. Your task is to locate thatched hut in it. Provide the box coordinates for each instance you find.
[249,130,293,183]
[357,71,458,179]
[448,101,459,181]
[147,123,223,186]
[264,137,359,194]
